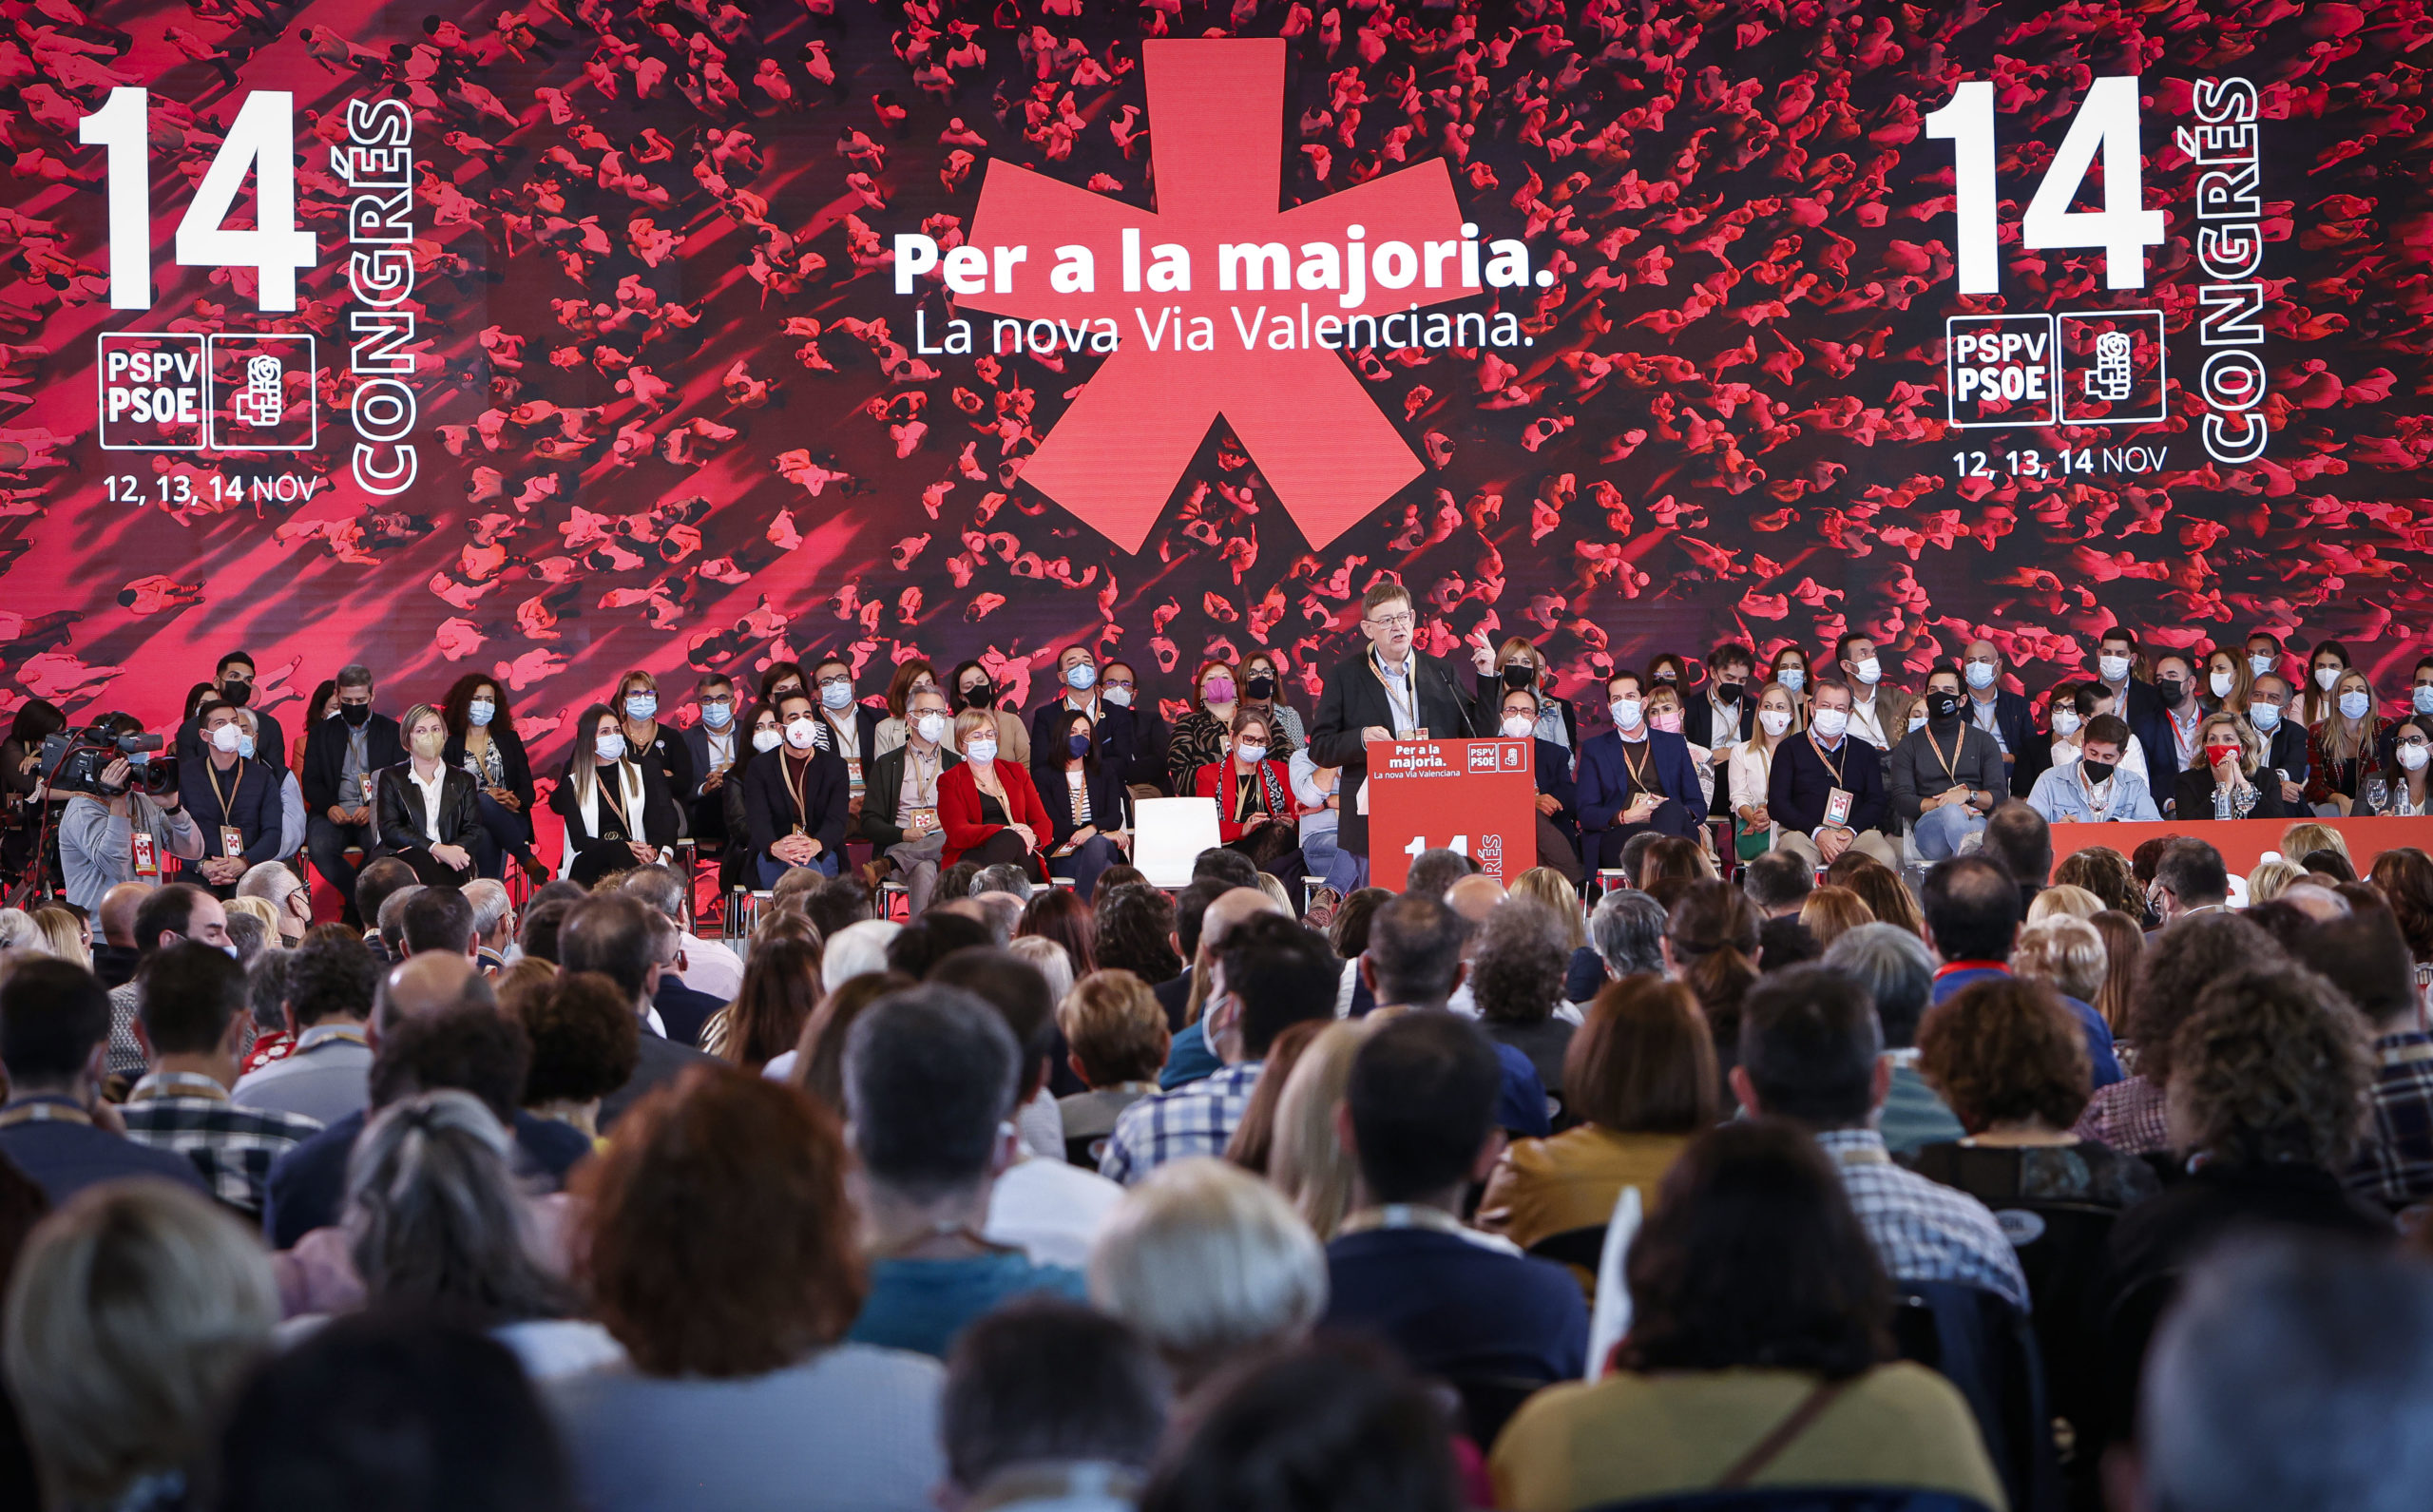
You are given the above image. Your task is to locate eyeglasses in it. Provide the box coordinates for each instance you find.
[699,694,733,706]
[816,676,852,689]
[1364,613,1415,630]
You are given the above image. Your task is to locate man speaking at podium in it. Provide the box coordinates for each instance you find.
[1309,583,1481,882]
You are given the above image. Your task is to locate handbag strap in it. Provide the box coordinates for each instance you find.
[1715,1377,1853,1489]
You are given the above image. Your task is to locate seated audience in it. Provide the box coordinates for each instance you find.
[1087,1157,1328,1395]
[1664,880,1760,1080]
[1887,663,2007,860]
[508,971,639,1145]
[2026,715,2160,823]
[1055,969,1170,1165]
[0,958,206,1204]
[1820,923,1960,1156]
[843,985,1088,1356]
[557,1065,946,1511]
[1732,965,2029,1310]
[1322,1014,1588,1396]
[1266,1020,1374,1243]
[1921,854,2122,1086]
[2074,914,2284,1155]
[1470,900,1574,1105]
[1491,1120,2004,1511]
[2274,909,2433,1210]
[703,936,821,1068]
[940,1301,1169,1512]
[1765,680,1900,868]
[2177,711,2292,820]
[559,894,718,1129]
[232,932,382,1126]
[1797,886,1871,952]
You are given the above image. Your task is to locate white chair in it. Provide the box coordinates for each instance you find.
[1133,797,1222,889]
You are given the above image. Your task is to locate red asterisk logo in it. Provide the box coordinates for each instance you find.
[964,39,1470,552]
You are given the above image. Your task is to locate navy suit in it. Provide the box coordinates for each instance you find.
[1575,729,1706,872]
[1768,731,1891,837]
[1964,688,2049,793]
[263,1106,590,1250]
[1683,691,1754,752]
[176,755,282,890]
[2260,717,2310,788]
[2121,687,2184,807]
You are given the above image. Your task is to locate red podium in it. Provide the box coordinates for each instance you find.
[1365,737,1540,890]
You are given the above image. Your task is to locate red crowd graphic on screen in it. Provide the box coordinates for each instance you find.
[963,39,1469,554]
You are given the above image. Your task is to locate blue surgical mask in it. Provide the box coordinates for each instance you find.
[468,699,495,727]
[699,700,732,729]
[1776,667,1805,691]
[1964,661,1998,691]
[1067,733,1091,758]
[2415,686,2433,716]
[2250,703,2282,734]
[1065,662,1098,691]
[820,680,853,712]
[2340,690,2372,720]
[238,734,257,759]
[595,734,627,763]
[623,694,657,721]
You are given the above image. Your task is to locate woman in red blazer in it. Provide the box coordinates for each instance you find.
[939,707,1052,873]
[1192,708,1301,873]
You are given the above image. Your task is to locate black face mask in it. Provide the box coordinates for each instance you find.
[1502,665,1536,690]
[1244,675,1275,700]
[961,682,993,710]
[1925,691,1962,722]
[2079,758,2117,786]
[339,702,372,728]
[220,679,252,707]
[1067,733,1091,758]
[2156,678,2189,707]
[1715,681,1745,705]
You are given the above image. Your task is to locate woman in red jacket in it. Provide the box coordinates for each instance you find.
[1191,708,1302,876]
[939,707,1051,874]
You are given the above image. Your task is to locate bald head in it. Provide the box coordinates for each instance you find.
[372,952,493,1038]
[98,882,155,948]
[1446,874,1506,927]
[1199,886,1286,958]
[2280,881,2352,923]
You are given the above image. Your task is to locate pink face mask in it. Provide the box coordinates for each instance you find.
[1649,708,1685,735]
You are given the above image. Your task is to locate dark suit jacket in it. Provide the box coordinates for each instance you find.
[548,758,680,877]
[300,713,407,814]
[1683,691,1753,751]
[2261,718,2310,786]
[742,747,851,865]
[1530,736,1579,839]
[2126,694,2185,802]
[625,721,697,813]
[177,707,288,772]
[680,720,748,801]
[1964,689,2047,791]
[1576,729,1707,836]
[175,755,282,876]
[600,1028,718,1131]
[372,762,483,854]
[0,1110,206,1209]
[1153,967,1193,1031]
[1029,698,1139,781]
[859,742,961,850]
[653,975,727,1050]
[1121,705,1172,793]
[1768,732,1891,836]
[443,724,535,812]
[1035,757,1132,852]
[1308,651,1481,855]
[262,1106,591,1250]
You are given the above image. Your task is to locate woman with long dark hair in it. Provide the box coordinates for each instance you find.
[441,673,543,882]
[549,703,680,885]
[1036,708,1129,900]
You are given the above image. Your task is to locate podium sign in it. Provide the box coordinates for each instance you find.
[1366,738,1539,891]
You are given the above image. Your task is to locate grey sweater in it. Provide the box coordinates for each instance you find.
[1886,722,2009,823]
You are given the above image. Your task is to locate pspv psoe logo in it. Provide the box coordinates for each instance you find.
[2056,310,2166,425]
[1944,315,2056,428]
[98,332,316,450]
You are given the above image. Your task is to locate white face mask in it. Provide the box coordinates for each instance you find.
[1758,709,1792,737]
[2098,654,2131,683]
[784,717,822,751]
[1236,742,1269,765]
[2248,654,2274,678]
[966,738,998,765]
[2051,709,2082,737]
[2316,666,2343,691]
[1964,661,1998,691]
[1811,707,1850,740]
[1852,657,1882,685]
[1609,699,1643,731]
[595,734,626,763]
[1776,667,1806,692]
[210,723,242,754]
[468,699,495,727]
[2402,744,2431,773]
[1500,714,1535,739]
[1104,686,1133,707]
[752,728,783,753]
[914,711,948,744]
[2209,670,2234,699]
[2340,690,2371,720]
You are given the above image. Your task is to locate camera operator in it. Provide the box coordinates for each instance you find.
[181,700,282,898]
[57,716,203,913]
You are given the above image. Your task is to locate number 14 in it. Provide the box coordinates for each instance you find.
[1923,75,2166,295]
[1404,833,1469,858]
[78,87,316,312]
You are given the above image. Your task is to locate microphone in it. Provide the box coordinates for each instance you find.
[1433,654,1482,739]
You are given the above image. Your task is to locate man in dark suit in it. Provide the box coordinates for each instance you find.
[173,649,290,773]
[1030,643,1140,783]
[1102,660,1170,794]
[2094,625,2168,773]
[301,665,407,925]
[179,699,283,896]
[2136,649,2203,813]
[743,689,852,887]
[860,684,960,909]
[809,656,887,833]
[2248,671,2310,809]
[561,893,718,1130]
[1767,680,1899,869]
[1961,641,2048,794]
[678,672,743,852]
[1574,671,1705,875]
[1682,641,1757,753]
[1308,584,1480,874]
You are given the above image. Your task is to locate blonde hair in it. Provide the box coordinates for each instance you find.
[223,895,280,933]
[31,907,86,968]
[1087,1158,1327,1390]
[399,701,446,746]
[1268,1021,1373,1242]
[2280,822,2351,868]
[2197,712,2261,776]
[0,909,39,954]
[1058,969,1169,1086]
[2246,858,2304,903]
[2026,884,2103,923]
[1006,935,1074,1004]
[4,1184,278,1507]
[2013,916,2107,1004]
[951,707,997,747]
[1511,868,1587,953]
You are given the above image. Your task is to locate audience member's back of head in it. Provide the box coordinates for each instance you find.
[1191,847,1261,892]
[943,1300,1169,1501]
[134,942,246,1058]
[1218,914,1342,1058]
[2168,966,2371,1170]
[2284,906,2418,1031]
[367,1004,530,1123]
[556,894,656,1002]
[1094,884,1181,986]
[1589,890,1668,978]
[802,876,874,940]
[400,887,475,958]
[2130,912,2285,1085]
[283,933,380,1028]
[1469,901,1566,1024]
[1345,1014,1500,1203]
[1666,880,1760,1062]
[354,858,418,936]
[885,911,994,980]
[1403,846,1477,901]
[1567,977,1718,1135]
[1363,893,1467,1008]
[0,957,108,1087]
[2156,836,2230,908]
[1920,854,2021,963]
[929,947,1056,1084]
[1736,964,1881,1130]
[345,1089,566,1327]
[1755,915,1820,973]
[215,1311,575,1512]
[1138,1341,1462,1512]
[1821,923,1935,1049]
[517,898,577,966]
[1621,1119,1889,1379]
[612,864,686,923]
[845,985,1018,1198]
[1983,800,2052,890]
[1740,849,1813,914]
